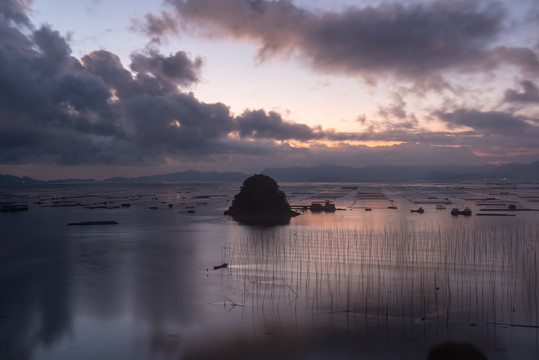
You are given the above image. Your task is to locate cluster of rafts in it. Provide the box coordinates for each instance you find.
[410,206,472,216]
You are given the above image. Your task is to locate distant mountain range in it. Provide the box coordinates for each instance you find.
[1,161,539,185]
[103,170,247,183]
[0,170,248,185]
[262,161,539,182]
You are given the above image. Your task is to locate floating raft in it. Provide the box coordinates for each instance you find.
[479,208,539,212]
[0,204,29,212]
[68,221,118,226]
[476,213,516,217]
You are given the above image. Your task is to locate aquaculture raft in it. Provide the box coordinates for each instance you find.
[67,221,118,225]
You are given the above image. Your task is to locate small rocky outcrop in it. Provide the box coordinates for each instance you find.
[224,174,299,225]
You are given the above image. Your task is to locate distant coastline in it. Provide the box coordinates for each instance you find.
[1,160,539,185]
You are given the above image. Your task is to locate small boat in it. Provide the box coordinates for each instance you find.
[309,202,325,212]
[365,208,372,211]
[309,200,336,212]
[213,263,228,270]
[451,207,472,216]
[410,207,424,213]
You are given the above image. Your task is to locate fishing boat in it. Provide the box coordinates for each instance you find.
[309,200,336,212]
[451,207,472,216]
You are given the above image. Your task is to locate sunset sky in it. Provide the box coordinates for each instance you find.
[1,0,539,179]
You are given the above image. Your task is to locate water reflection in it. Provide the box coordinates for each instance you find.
[0,202,214,360]
[1,182,538,359]
[223,216,539,359]
[0,211,73,360]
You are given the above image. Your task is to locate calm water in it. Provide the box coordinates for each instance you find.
[1,181,538,359]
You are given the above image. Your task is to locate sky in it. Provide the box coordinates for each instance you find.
[1,0,539,180]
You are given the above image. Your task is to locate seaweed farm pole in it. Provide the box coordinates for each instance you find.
[535,244,538,329]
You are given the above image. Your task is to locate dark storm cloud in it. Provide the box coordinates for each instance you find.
[82,49,202,96]
[0,0,32,25]
[0,1,305,167]
[121,92,236,156]
[231,107,483,148]
[0,3,234,165]
[33,25,71,68]
[2,1,538,171]
[81,49,232,157]
[81,50,137,98]
[236,110,323,141]
[165,0,506,84]
[1,2,332,166]
[436,108,539,149]
[0,21,117,153]
[8,3,475,168]
[439,109,530,133]
[131,50,203,90]
[233,109,438,144]
[504,80,539,103]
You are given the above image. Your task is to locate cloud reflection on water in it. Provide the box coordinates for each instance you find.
[0,182,538,359]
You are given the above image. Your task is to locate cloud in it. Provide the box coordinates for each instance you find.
[504,80,539,103]
[379,95,408,120]
[130,50,203,91]
[164,0,506,85]
[131,11,180,40]
[436,108,539,149]
[1,1,538,177]
[232,109,443,144]
[0,21,118,167]
[1,4,346,167]
[494,46,539,74]
[82,49,202,96]
[229,106,497,151]
[120,92,236,157]
[439,108,531,133]
[236,109,323,141]
[81,50,137,98]
[0,4,231,166]
[0,0,32,25]
[247,141,489,170]
[377,93,419,129]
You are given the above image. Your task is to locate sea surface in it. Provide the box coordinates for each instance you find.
[1,181,538,359]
